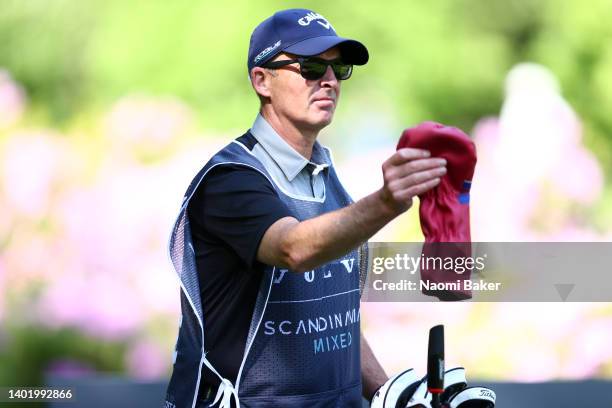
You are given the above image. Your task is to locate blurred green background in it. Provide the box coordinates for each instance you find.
[1,0,610,153]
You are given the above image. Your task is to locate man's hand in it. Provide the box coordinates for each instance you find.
[361,332,388,402]
[377,148,447,215]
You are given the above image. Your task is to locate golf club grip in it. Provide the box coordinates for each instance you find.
[427,325,445,397]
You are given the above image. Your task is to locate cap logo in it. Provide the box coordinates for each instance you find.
[297,12,332,30]
[254,40,281,63]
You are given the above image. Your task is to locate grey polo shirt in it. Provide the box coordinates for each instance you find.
[186,115,342,391]
[249,114,331,199]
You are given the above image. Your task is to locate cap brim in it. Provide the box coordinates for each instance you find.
[284,36,369,65]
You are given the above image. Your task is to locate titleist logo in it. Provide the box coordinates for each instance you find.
[479,389,495,399]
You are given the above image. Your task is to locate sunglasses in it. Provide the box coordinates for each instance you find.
[263,57,353,80]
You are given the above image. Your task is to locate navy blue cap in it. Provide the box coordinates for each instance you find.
[248,9,369,73]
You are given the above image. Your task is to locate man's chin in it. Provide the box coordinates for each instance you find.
[312,112,335,128]
[297,113,335,133]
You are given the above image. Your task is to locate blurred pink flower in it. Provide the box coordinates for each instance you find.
[362,303,476,375]
[104,95,194,149]
[472,117,538,240]
[1,131,69,219]
[551,146,604,203]
[39,274,145,340]
[537,226,601,242]
[30,138,222,336]
[563,318,612,377]
[483,303,586,380]
[471,63,605,241]
[126,339,169,380]
[135,258,180,316]
[0,256,5,322]
[45,359,96,378]
[499,63,578,184]
[0,202,14,242]
[2,233,77,289]
[0,69,26,129]
[362,302,612,381]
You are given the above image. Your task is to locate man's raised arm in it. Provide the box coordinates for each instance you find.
[257,148,446,272]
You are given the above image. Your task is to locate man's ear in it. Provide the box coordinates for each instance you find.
[251,68,272,99]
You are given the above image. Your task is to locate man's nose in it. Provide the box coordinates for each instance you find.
[320,65,339,87]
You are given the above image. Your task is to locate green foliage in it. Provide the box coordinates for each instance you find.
[0,0,610,157]
[0,0,100,121]
[0,325,127,387]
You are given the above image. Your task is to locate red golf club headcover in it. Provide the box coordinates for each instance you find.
[397,121,477,301]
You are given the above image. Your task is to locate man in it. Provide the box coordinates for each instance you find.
[164,9,447,408]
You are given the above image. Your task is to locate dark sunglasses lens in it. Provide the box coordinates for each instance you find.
[333,64,352,80]
[300,60,353,80]
[300,60,328,80]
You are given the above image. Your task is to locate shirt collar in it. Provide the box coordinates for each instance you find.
[250,113,330,181]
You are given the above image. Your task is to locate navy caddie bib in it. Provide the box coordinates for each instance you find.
[164,132,368,408]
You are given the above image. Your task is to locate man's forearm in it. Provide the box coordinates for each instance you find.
[361,331,388,401]
[280,189,398,272]
[257,148,445,271]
